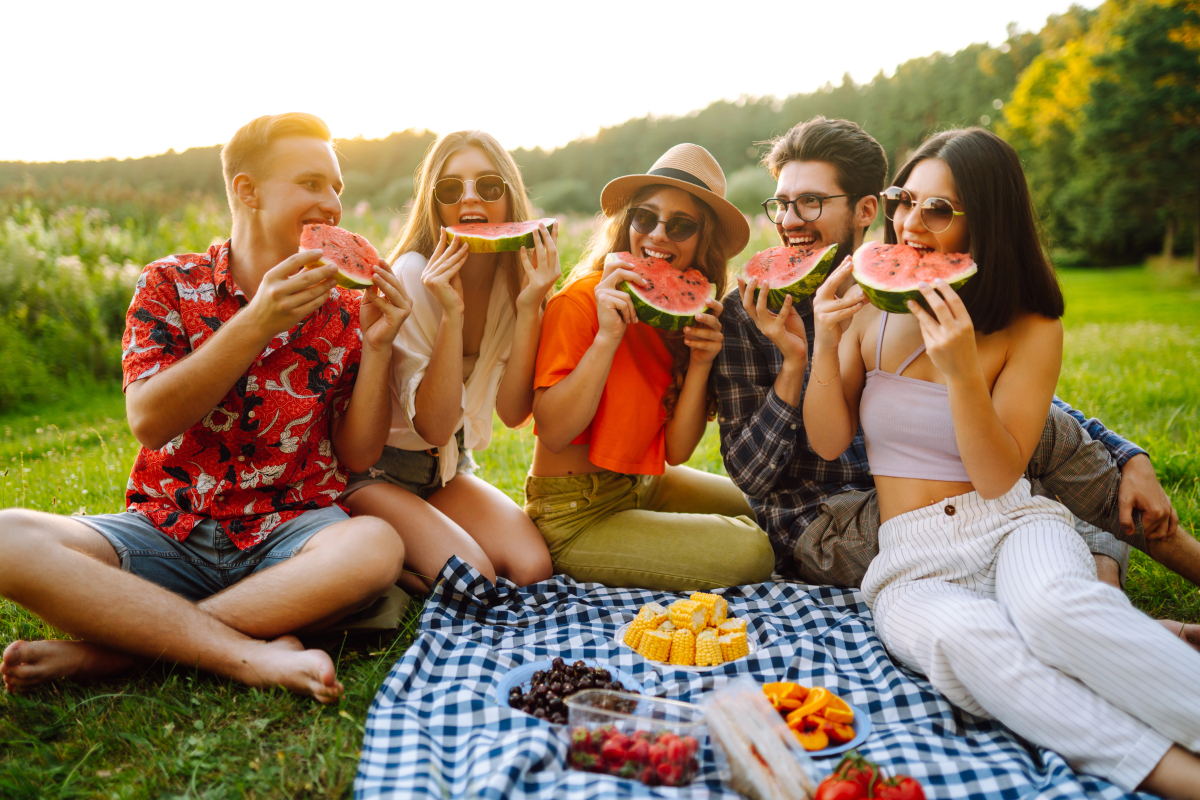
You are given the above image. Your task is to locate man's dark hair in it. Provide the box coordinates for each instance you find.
[884,127,1064,334]
[760,117,889,204]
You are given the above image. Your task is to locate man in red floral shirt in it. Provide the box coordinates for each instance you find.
[0,113,412,703]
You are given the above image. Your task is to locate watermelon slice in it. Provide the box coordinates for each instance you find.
[606,252,715,331]
[444,218,558,253]
[300,224,378,290]
[851,241,977,314]
[742,244,838,312]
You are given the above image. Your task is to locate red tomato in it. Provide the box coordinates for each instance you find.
[815,778,868,800]
[874,776,926,800]
[832,753,878,791]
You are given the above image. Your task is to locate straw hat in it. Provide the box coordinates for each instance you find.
[600,144,750,258]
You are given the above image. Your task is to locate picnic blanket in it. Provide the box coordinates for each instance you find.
[355,557,1142,799]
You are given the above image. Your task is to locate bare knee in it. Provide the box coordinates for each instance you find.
[501,549,553,588]
[335,516,405,590]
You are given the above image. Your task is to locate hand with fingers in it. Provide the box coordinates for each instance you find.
[360,260,413,351]
[737,275,809,367]
[245,250,339,338]
[516,222,560,312]
[594,265,645,346]
[1119,454,1179,542]
[684,298,725,367]
[907,279,979,379]
[422,231,469,319]
[811,257,869,354]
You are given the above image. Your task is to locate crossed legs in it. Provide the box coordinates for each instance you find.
[0,509,403,701]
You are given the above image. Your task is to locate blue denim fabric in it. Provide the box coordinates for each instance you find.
[76,506,349,602]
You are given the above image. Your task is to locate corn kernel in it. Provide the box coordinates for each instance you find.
[669,599,707,635]
[690,592,728,626]
[624,602,668,649]
[636,628,673,662]
[669,628,696,665]
[695,629,724,667]
[718,618,747,635]
[719,631,749,662]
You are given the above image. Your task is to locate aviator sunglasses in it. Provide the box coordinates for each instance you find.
[434,175,507,204]
[881,186,965,234]
[627,207,700,242]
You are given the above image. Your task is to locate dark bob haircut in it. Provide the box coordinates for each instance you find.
[884,128,1063,334]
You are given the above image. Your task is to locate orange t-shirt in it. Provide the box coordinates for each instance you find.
[535,271,674,475]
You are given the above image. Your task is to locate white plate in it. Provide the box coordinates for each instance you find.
[615,622,759,672]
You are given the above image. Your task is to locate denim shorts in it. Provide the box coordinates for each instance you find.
[343,430,477,501]
[76,506,349,603]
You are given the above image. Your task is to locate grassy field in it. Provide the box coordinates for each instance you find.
[1,261,1197,798]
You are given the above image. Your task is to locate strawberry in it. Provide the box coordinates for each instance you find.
[667,738,689,764]
[657,762,682,786]
[628,739,650,764]
[601,738,628,765]
[648,743,667,766]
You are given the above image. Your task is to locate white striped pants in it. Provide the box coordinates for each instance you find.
[862,479,1200,791]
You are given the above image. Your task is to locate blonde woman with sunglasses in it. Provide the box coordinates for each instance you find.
[526,144,776,592]
[341,131,555,590]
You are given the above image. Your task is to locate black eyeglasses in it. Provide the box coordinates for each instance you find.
[434,175,507,204]
[627,207,701,242]
[762,194,854,223]
[880,186,965,233]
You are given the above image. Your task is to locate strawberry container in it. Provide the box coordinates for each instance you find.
[564,689,705,787]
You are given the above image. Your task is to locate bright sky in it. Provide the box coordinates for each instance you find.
[3,0,1101,163]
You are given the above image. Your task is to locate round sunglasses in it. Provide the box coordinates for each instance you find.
[880,186,965,233]
[434,175,507,205]
[627,207,700,242]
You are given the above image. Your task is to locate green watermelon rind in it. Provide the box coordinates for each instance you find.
[747,244,839,312]
[308,255,376,291]
[444,218,558,253]
[620,280,716,331]
[853,263,977,314]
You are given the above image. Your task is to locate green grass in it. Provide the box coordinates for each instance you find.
[2,262,1198,797]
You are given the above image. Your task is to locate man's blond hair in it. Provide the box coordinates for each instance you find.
[220,113,333,215]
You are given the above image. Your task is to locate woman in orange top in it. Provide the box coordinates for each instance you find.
[527,144,775,591]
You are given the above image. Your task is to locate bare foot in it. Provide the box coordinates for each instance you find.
[1158,620,1200,654]
[1,639,134,692]
[234,635,344,704]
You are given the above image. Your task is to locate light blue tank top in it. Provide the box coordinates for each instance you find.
[859,313,971,482]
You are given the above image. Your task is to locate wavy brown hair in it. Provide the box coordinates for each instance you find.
[388,130,534,303]
[565,184,729,420]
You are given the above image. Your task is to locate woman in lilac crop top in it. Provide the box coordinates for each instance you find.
[802,128,1200,795]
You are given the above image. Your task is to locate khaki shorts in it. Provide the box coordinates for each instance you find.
[525,466,775,592]
[343,430,477,501]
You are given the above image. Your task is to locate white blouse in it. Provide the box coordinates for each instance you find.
[387,251,516,484]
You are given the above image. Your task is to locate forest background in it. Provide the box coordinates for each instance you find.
[0,0,1196,411]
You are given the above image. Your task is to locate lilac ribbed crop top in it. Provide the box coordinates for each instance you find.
[859,313,971,482]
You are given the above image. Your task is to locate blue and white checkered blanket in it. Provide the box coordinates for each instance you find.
[356,557,1139,799]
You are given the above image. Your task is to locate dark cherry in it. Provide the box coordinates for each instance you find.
[531,670,546,686]
[533,707,547,719]
[552,657,565,669]
[562,681,576,695]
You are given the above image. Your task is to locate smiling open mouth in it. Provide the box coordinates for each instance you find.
[458,213,488,224]
[642,246,674,263]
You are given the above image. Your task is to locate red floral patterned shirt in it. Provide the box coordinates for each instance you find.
[121,240,362,549]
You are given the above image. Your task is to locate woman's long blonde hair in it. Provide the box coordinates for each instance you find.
[567,184,729,420]
[389,130,533,302]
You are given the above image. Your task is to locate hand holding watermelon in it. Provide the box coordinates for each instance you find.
[737,275,808,367]
[246,251,340,338]
[515,222,559,313]
[682,299,724,366]
[907,279,979,381]
[595,259,646,344]
[359,261,413,352]
[811,258,868,353]
[423,232,470,319]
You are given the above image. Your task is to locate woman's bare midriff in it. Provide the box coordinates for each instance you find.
[876,476,977,523]
[530,441,606,477]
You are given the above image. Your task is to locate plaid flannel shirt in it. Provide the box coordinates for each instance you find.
[713,289,1147,574]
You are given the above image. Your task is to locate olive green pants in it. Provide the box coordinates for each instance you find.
[524,466,776,592]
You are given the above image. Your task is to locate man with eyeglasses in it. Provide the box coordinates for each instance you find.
[713,117,1200,621]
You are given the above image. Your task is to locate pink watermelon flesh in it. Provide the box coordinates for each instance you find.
[851,241,977,314]
[607,252,715,331]
[444,218,557,252]
[300,224,378,288]
[742,244,838,311]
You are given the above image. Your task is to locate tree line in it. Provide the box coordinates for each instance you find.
[2,0,1196,268]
